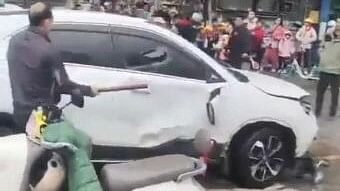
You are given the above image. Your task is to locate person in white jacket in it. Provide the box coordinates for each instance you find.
[296,18,317,70]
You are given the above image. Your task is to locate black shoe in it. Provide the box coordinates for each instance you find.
[330,112,337,118]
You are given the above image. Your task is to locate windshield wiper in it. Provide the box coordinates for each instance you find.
[226,68,249,83]
[216,60,249,82]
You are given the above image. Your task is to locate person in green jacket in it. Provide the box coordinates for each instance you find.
[315,33,340,117]
[42,120,103,191]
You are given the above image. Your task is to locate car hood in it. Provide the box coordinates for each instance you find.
[240,70,309,99]
[0,40,8,61]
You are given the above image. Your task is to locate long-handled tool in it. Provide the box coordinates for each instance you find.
[97,84,148,93]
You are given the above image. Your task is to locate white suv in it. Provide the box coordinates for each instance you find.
[0,10,318,188]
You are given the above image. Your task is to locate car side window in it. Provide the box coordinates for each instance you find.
[49,30,117,68]
[114,34,207,81]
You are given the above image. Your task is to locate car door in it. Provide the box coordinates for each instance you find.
[49,23,135,146]
[50,24,224,148]
[102,28,226,148]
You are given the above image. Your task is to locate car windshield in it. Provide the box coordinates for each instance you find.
[226,68,250,83]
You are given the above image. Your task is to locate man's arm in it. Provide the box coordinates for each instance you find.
[308,28,318,44]
[48,48,96,97]
[296,28,303,42]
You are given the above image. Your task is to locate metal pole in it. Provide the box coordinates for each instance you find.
[208,0,212,24]
[319,0,331,39]
[310,0,332,76]
[203,0,209,26]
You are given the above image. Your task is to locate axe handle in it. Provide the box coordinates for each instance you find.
[98,84,148,93]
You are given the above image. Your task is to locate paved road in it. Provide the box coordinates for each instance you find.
[205,74,340,191]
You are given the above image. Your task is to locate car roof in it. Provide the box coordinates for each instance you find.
[0,4,25,13]
[0,4,27,41]
[0,8,148,27]
[53,9,147,27]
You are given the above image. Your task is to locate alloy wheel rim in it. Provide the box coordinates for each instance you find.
[248,136,284,182]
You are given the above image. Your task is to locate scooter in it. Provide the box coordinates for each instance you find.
[0,85,206,191]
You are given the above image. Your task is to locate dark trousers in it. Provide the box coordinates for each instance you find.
[230,62,242,69]
[278,56,291,70]
[253,47,265,64]
[315,72,340,116]
[298,49,311,68]
[13,104,34,133]
[304,49,311,68]
[229,53,243,69]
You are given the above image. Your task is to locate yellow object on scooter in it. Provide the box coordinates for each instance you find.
[25,107,48,142]
[35,109,47,139]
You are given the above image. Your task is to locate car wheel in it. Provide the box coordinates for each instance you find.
[230,127,293,188]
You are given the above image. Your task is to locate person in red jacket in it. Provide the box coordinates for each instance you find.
[176,16,197,43]
[251,20,266,63]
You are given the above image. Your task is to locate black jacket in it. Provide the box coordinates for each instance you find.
[7,27,93,108]
[228,26,251,58]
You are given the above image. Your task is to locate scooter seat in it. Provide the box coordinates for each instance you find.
[101,154,197,191]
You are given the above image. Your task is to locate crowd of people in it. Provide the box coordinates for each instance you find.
[171,10,323,73]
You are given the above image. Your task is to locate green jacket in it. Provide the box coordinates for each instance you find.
[43,120,103,191]
[319,40,340,75]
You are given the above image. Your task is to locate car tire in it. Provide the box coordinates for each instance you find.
[230,127,293,188]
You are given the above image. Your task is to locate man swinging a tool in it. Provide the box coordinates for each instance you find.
[6,2,101,190]
[8,3,148,191]
[7,2,99,133]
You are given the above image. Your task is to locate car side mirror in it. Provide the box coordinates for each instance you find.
[71,89,84,108]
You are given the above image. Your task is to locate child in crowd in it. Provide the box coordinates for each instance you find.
[262,17,286,71]
[278,31,295,71]
[199,26,218,57]
[216,32,230,61]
